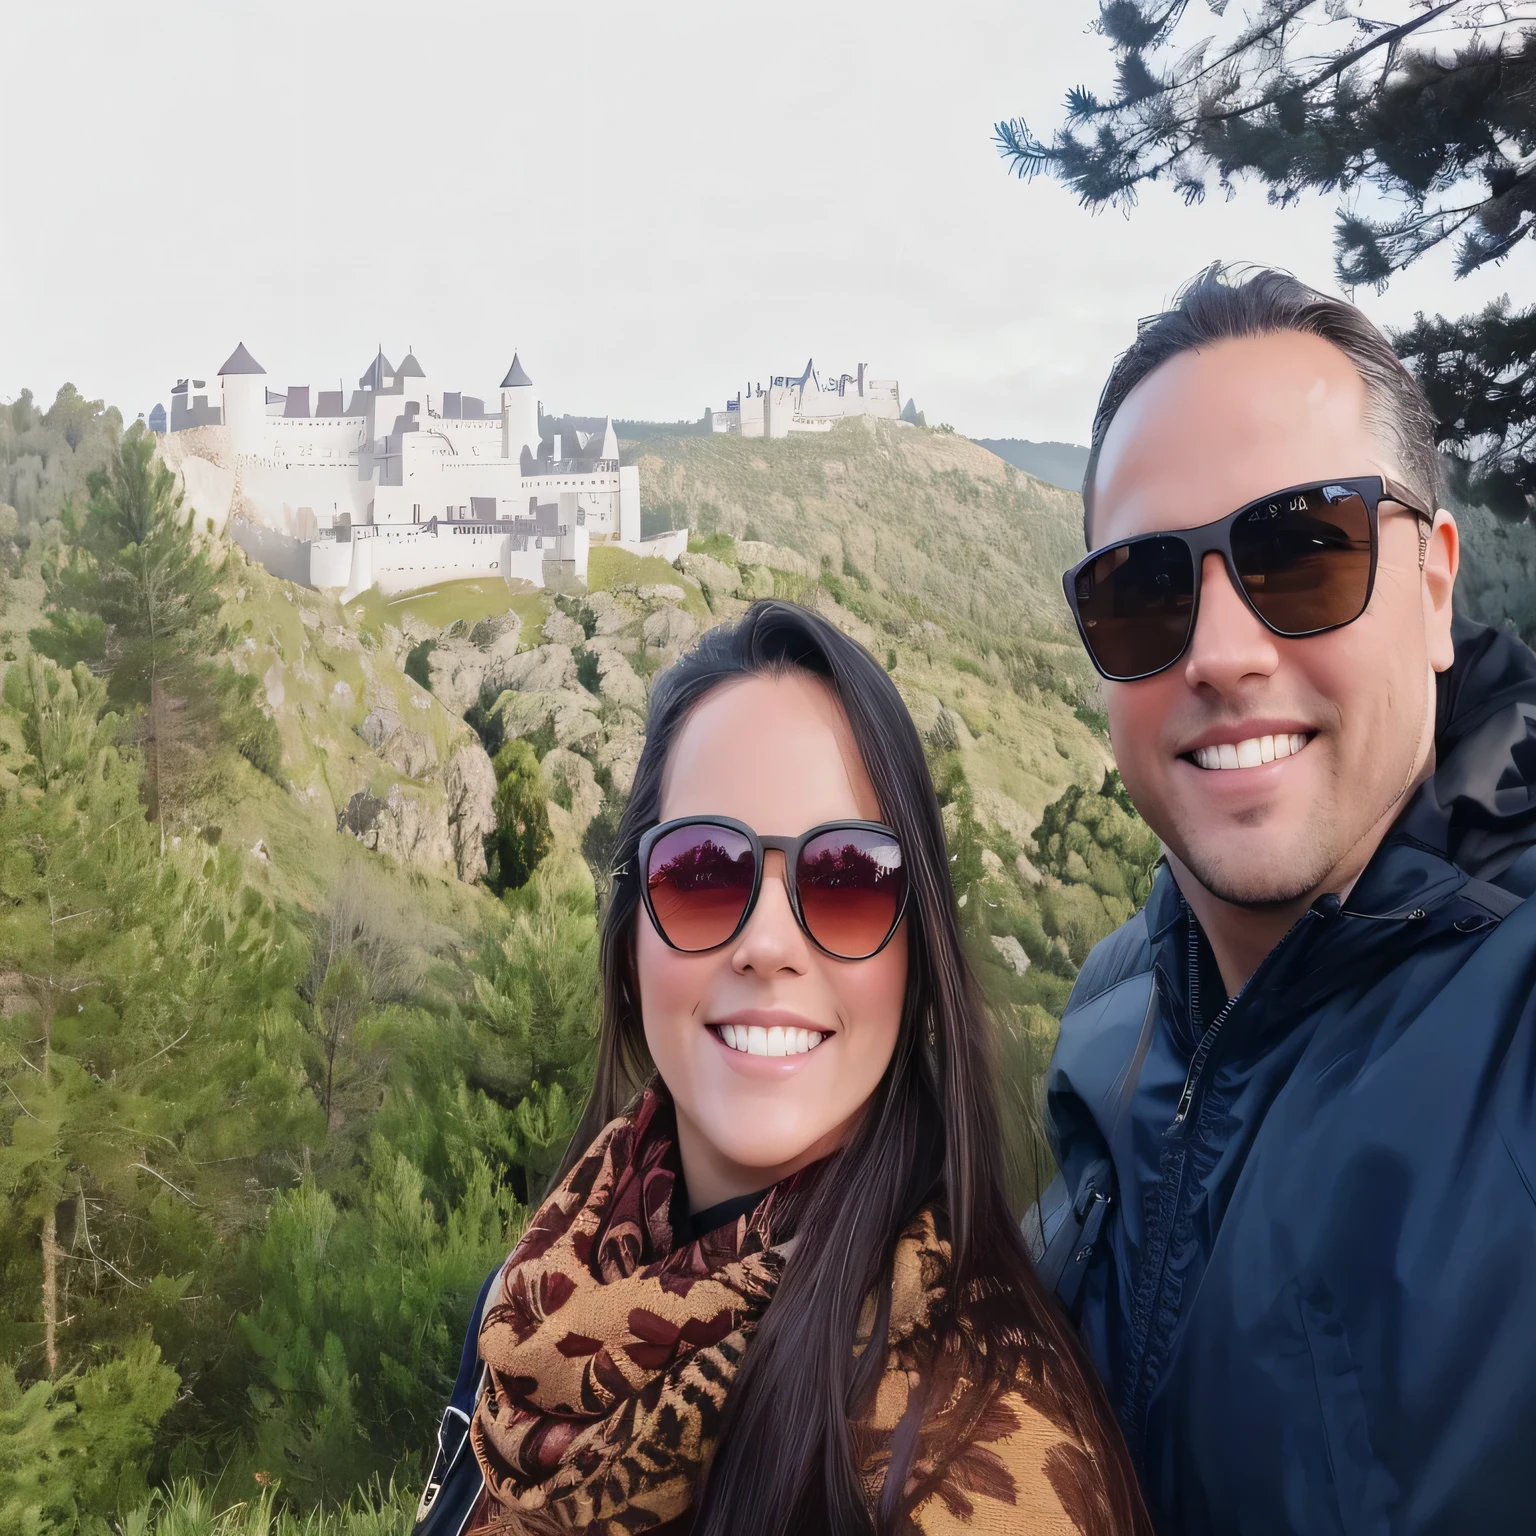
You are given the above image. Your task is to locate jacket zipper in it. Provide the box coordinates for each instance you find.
[1173,898,1430,1124]
[1171,904,1316,1127]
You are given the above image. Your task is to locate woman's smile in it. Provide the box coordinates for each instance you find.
[708,1008,834,1074]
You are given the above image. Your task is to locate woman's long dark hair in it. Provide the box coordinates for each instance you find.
[557,599,1145,1536]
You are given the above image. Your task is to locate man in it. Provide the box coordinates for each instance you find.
[1040,265,1536,1535]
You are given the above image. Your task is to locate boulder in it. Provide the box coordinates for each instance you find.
[677,551,740,601]
[592,602,637,637]
[989,934,1031,976]
[594,649,647,710]
[637,583,687,604]
[444,742,497,883]
[597,728,645,797]
[542,747,604,832]
[735,540,813,577]
[741,565,775,600]
[906,691,974,753]
[494,688,604,752]
[338,785,454,872]
[358,702,438,779]
[643,606,697,653]
[469,610,521,652]
[584,629,640,657]
[263,662,286,710]
[541,607,586,648]
[426,638,490,716]
[493,643,577,695]
[973,787,1036,847]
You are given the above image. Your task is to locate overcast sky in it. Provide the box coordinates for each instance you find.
[4,1,1528,443]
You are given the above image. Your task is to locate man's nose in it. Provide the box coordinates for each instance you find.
[1182,551,1281,692]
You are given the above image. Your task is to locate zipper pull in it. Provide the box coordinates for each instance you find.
[1173,1077,1196,1126]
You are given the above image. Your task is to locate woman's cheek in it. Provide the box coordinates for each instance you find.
[635,920,701,1085]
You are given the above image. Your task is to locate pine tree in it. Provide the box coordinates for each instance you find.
[996,2,1536,517]
[32,422,228,842]
[0,653,321,1521]
[486,740,552,893]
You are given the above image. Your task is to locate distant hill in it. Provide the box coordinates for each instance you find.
[973,438,1090,494]
[622,415,1115,852]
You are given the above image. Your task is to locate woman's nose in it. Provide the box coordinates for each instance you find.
[730,849,809,976]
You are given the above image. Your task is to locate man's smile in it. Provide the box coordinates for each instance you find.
[1181,730,1318,771]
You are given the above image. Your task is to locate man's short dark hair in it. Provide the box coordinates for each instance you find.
[1081,263,1442,547]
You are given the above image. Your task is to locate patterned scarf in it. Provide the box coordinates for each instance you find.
[469,1090,1115,1535]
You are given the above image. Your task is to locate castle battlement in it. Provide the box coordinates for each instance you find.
[708,359,908,438]
[150,343,687,599]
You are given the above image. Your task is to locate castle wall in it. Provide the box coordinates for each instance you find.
[159,348,674,604]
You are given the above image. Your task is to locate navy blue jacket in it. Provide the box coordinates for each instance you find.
[1046,620,1536,1536]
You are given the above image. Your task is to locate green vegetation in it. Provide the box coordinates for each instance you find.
[487,741,551,894]
[7,390,1523,1529]
[0,412,601,1529]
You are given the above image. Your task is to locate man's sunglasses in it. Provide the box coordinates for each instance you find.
[1063,475,1435,682]
[637,816,908,960]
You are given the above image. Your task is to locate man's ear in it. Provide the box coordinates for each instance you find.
[1424,510,1459,674]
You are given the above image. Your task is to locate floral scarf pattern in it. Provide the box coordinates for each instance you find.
[468,1091,1114,1535]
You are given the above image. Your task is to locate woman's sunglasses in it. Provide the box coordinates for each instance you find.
[1063,475,1435,682]
[637,816,908,960]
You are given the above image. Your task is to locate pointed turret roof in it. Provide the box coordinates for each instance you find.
[396,350,425,378]
[501,353,533,388]
[218,341,265,376]
[359,348,394,390]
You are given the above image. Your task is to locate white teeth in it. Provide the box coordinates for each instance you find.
[1191,733,1311,770]
[718,1024,826,1057]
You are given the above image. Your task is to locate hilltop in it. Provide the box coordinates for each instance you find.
[971,438,1091,493]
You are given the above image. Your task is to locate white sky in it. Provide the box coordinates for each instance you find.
[3,0,1528,443]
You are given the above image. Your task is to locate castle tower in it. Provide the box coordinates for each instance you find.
[396,348,428,414]
[500,353,537,466]
[218,341,266,456]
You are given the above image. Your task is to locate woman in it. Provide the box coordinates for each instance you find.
[457,600,1147,1536]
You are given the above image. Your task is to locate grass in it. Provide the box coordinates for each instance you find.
[342,578,542,638]
[117,1477,415,1536]
[585,546,711,620]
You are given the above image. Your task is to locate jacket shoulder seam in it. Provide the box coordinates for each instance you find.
[1067,913,1154,1011]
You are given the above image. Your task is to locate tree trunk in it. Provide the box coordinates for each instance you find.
[41,1204,58,1377]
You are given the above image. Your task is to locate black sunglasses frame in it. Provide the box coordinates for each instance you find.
[636,815,909,960]
[1063,475,1435,683]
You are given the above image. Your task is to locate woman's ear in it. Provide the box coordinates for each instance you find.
[1424,510,1460,674]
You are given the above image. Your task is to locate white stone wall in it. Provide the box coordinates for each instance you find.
[162,351,683,601]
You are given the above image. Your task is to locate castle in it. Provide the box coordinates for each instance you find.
[708,360,909,437]
[151,344,685,600]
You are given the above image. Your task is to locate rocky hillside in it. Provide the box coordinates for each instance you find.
[192,418,1132,1050]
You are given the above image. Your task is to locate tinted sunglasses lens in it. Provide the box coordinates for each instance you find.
[1072,537,1196,679]
[646,824,756,950]
[796,828,905,959]
[1231,484,1373,635]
